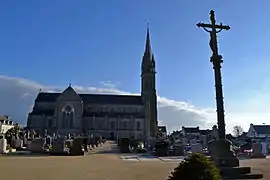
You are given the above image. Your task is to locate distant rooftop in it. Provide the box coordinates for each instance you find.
[253,125,270,135]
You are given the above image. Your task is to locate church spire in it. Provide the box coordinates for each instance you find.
[144,26,151,56]
[142,26,155,73]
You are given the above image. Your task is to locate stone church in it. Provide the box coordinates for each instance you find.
[27,28,158,140]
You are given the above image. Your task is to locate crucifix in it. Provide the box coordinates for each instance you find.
[197,10,230,58]
[197,10,230,140]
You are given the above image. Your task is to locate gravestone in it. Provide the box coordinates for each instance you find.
[51,138,66,155]
[23,136,28,147]
[173,144,184,156]
[26,141,31,151]
[45,136,52,145]
[261,142,268,155]
[30,138,45,153]
[10,135,16,148]
[251,142,266,158]
[154,140,169,156]
[190,139,197,145]
[0,138,7,154]
[66,139,73,149]
[119,138,130,153]
[191,143,203,153]
[70,138,84,156]
[145,137,156,150]
[88,137,95,149]
[14,139,23,149]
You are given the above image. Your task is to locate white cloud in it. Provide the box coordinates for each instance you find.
[0,75,218,133]
[99,80,119,89]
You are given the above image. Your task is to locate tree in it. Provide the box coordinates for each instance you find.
[233,125,243,137]
[168,153,221,180]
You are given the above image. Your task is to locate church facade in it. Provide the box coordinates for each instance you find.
[27,29,158,140]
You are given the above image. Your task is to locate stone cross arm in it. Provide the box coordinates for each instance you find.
[197,22,230,31]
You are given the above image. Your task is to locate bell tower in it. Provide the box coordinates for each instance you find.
[141,27,158,138]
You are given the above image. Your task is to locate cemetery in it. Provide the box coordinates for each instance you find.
[0,126,106,156]
[1,8,270,180]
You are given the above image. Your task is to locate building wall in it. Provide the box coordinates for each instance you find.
[28,100,145,139]
[246,124,257,138]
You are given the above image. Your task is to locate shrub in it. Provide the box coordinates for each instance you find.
[168,153,221,180]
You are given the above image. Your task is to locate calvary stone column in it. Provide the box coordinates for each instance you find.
[197,10,239,167]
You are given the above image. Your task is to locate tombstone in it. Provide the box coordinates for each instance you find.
[26,141,31,151]
[45,136,52,145]
[51,138,67,155]
[154,140,169,156]
[30,138,45,153]
[191,143,203,153]
[70,138,84,156]
[10,135,16,148]
[83,137,88,152]
[173,144,184,156]
[190,139,197,145]
[87,137,95,149]
[66,139,73,149]
[23,136,28,147]
[145,137,156,151]
[120,138,130,153]
[251,142,266,158]
[0,138,7,154]
[261,142,268,155]
[14,139,23,149]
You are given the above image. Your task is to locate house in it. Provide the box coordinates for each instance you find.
[246,123,270,138]
[182,126,200,137]
[0,116,14,134]
[158,126,167,138]
[180,126,219,145]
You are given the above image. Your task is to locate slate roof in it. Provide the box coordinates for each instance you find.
[199,129,211,135]
[253,125,270,134]
[35,92,143,105]
[30,109,55,116]
[183,126,200,133]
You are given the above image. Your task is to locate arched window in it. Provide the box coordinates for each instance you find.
[70,111,74,128]
[62,105,74,129]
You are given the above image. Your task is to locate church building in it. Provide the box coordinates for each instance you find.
[27,28,158,140]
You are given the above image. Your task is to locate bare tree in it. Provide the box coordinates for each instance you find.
[233,125,244,137]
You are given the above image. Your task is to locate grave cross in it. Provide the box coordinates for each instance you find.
[197,10,230,58]
[197,10,231,140]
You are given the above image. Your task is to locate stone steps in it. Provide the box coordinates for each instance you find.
[220,167,263,179]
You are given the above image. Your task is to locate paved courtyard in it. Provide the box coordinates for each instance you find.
[0,141,267,180]
[120,154,185,162]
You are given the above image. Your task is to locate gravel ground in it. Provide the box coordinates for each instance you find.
[0,141,267,180]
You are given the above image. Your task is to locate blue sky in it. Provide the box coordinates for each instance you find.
[1,1,270,130]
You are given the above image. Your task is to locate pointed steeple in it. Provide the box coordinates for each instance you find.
[144,26,151,56]
[142,25,155,73]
